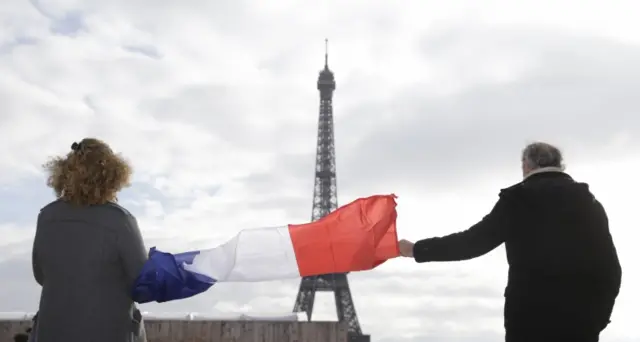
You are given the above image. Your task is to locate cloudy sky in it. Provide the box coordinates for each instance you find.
[1,0,639,341]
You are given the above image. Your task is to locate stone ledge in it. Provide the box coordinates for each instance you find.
[0,319,348,342]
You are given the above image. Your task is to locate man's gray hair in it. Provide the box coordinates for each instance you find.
[522,142,565,171]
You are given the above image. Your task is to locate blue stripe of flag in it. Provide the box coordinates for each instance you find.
[132,247,216,303]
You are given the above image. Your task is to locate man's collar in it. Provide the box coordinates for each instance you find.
[523,166,566,181]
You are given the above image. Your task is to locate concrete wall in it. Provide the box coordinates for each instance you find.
[0,319,348,342]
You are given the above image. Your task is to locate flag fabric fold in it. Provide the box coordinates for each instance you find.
[132,194,398,304]
[131,249,216,303]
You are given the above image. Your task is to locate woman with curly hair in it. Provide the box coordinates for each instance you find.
[32,138,147,342]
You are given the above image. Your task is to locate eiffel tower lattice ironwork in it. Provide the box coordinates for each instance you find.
[292,39,370,342]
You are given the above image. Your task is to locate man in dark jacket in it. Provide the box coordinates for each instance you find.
[399,142,622,342]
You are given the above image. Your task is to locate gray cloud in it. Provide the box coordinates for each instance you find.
[238,28,640,203]
[123,45,163,60]
[339,29,640,192]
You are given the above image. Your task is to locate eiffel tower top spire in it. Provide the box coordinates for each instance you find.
[318,38,335,94]
[324,38,329,69]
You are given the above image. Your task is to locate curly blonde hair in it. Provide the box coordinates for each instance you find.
[43,138,133,206]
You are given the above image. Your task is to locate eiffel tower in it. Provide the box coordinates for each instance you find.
[292,40,370,342]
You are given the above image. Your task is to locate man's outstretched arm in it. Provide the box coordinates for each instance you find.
[411,195,510,263]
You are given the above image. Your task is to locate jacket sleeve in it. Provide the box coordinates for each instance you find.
[117,214,148,290]
[413,194,510,263]
[32,213,44,286]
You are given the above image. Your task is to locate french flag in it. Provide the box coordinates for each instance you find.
[132,194,399,303]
